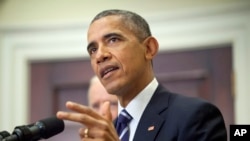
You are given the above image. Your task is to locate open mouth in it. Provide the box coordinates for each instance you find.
[100,66,119,78]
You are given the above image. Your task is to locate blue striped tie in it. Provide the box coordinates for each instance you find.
[116,109,133,141]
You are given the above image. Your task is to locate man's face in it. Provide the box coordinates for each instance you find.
[88,80,118,120]
[87,16,149,96]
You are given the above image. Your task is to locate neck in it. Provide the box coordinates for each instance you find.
[118,74,154,107]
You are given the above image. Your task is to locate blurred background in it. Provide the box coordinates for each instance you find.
[0,0,250,140]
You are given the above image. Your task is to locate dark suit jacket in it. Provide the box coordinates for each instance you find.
[117,84,227,141]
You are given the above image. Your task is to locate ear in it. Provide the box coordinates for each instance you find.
[143,36,159,60]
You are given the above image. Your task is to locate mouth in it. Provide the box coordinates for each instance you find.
[100,65,119,78]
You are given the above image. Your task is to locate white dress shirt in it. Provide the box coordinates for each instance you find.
[117,78,159,141]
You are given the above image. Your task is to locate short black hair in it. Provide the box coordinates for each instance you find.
[91,9,152,42]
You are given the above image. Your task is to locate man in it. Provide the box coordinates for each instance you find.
[88,76,118,120]
[57,9,227,141]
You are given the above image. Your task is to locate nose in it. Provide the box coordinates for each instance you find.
[96,46,111,64]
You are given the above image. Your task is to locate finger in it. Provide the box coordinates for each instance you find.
[79,127,117,141]
[65,101,102,119]
[100,101,112,121]
[79,128,89,138]
[79,128,86,139]
[80,138,101,141]
[56,111,104,127]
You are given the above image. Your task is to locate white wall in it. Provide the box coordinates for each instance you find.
[0,0,250,132]
[0,0,241,28]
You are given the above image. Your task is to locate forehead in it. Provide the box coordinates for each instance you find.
[87,16,131,40]
[89,15,124,29]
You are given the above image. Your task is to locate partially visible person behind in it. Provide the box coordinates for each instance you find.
[88,76,118,120]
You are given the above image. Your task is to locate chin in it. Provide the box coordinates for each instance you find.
[106,88,116,94]
[105,86,119,95]
[105,78,124,94]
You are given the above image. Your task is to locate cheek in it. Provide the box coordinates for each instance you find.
[119,49,144,68]
[91,60,98,73]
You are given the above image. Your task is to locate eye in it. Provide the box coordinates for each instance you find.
[88,47,97,55]
[87,42,98,55]
[109,37,119,44]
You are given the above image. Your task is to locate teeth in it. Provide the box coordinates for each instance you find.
[104,67,114,74]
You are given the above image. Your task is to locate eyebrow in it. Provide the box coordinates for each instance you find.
[103,32,123,39]
[87,32,123,51]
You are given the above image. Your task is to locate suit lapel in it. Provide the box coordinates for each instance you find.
[133,111,165,141]
[133,84,170,141]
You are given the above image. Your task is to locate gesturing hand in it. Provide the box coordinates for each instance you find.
[57,101,120,141]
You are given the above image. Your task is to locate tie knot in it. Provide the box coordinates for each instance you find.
[117,109,132,124]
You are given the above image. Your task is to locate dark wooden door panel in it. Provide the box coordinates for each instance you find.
[54,86,88,113]
[30,59,94,141]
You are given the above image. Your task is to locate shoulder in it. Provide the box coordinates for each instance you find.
[169,91,220,117]
[154,84,222,119]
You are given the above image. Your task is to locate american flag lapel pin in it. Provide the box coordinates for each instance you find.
[148,125,155,131]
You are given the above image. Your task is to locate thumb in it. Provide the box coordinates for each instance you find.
[100,101,112,121]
